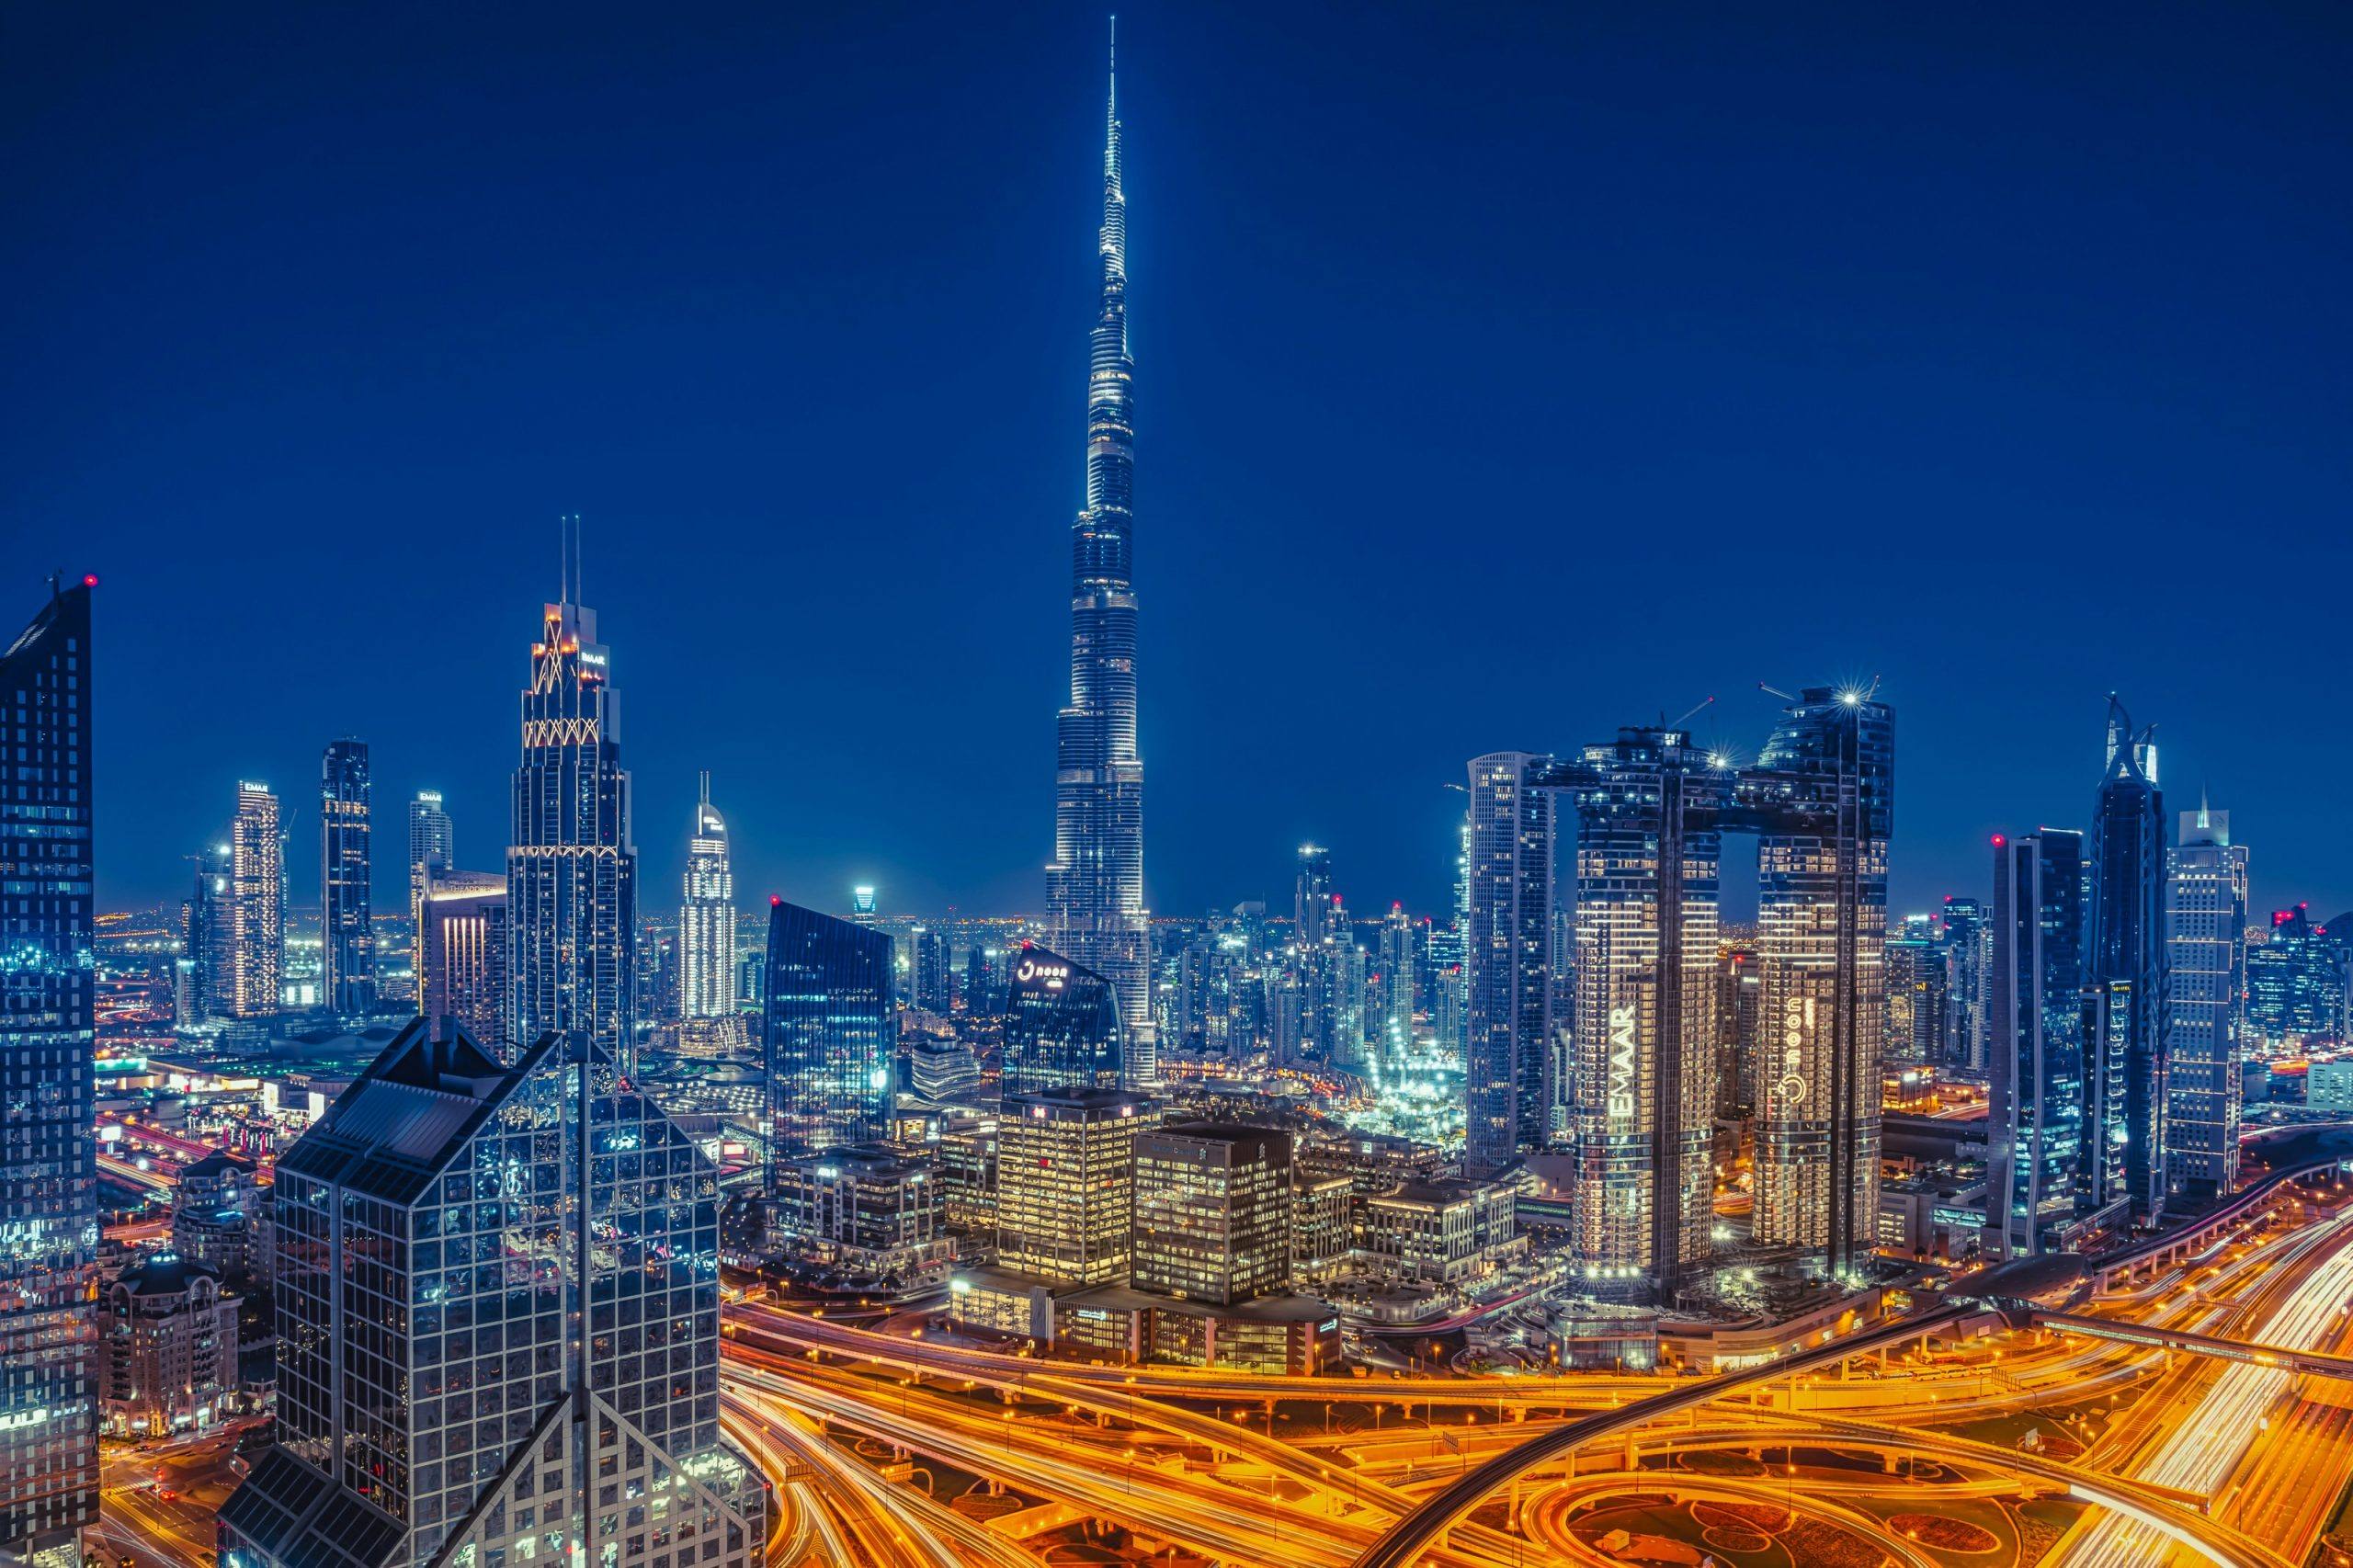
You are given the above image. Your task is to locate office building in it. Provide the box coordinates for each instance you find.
[1939,895,1988,1072]
[506,534,638,1069]
[762,897,893,1166]
[2247,904,2349,1050]
[1044,35,1154,1090]
[912,926,952,1013]
[406,790,454,991]
[1132,1124,1292,1306]
[678,773,735,1022]
[1462,751,1557,1176]
[2165,799,2248,1199]
[230,780,284,1018]
[218,1020,765,1568]
[995,1086,1160,1285]
[773,1146,949,1278]
[1377,903,1415,1080]
[1554,729,1722,1292]
[963,945,1005,1017]
[319,738,377,1014]
[98,1255,239,1439]
[1745,687,1892,1275]
[417,870,508,1051]
[999,944,1120,1097]
[1990,831,2092,1258]
[2085,694,2167,1223]
[180,843,233,1027]
[1291,1171,1354,1283]
[1884,915,1944,1064]
[0,575,98,1565]
[1715,939,1761,1118]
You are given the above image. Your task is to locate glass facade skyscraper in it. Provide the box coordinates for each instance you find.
[999,944,1121,1098]
[218,1021,762,1568]
[2165,800,2247,1199]
[676,772,734,1022]
[320,736,377,1014]
[1990,831,2088,1259]
[761,898,892,1169]
[0,577,97,1568]
[230,780,284,1018]
[507,540,638,1072]
[1462,751,1557,1177]
[2085,694,2167,1223]
[1046,29,1154,1089]
[1938,894,1988,1072]
[2246,904,2347,1050]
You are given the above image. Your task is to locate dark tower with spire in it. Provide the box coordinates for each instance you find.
[2086,693,2167,1226]
[1047,20,1153,1085]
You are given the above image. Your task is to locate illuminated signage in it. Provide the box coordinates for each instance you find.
[1606,1006,1637,1126]
[1015,957,1070,991]
[1776,994,1813,1110]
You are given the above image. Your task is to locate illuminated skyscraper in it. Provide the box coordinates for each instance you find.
[1883,915,1943,1064]
[2165,799,2247,1199]
[1378,902,1415,1079]
[1939,895,1988,1071]
[1463,752,1558,1176]
[678,772,735,1021]
[1990,831,2088,1258]
[318,737,376,1014]
[996,1086,1158,1285]
[0,575,98,1566]
[417,871,508,1051]
[761,898,892,1169]
[2246,904,2347,1049]
[506,527,638,1069]
[1556,729,1722,1292]
[1746,688,1891,1274]
[219,1021,764,1568]
[405,789,453,1001]
[2085,694,2166,1223]
[180,843,233,1027]
[1000,944,1121,1098]
[230,780,284,1018]
[1046,27,1153,1088]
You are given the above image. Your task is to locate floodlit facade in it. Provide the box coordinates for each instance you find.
[98,1254,239,1439]
[320,737,377,1014]
[230,780,285,1018]
[2086,694,2167,1223]
[761,898,893,1165]
[1990,831,2090,1258]
[406,790,454,980]
[0,576,98,1565]
[506,535,638,1071]
[1555,729,1722,1292]
[2165,801,2248,1199]
[418,871,509,1052]
[218,1021,764,1568]
[1046,31,1154,1088]
[677,772,735,1022]
[1132,1124,1292,1307]
[1463,751,1557,1176]
[995,1087,1160,1285]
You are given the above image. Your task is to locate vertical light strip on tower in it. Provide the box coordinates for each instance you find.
[1048,21,1154,1085]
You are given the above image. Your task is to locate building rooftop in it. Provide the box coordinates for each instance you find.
[275,1019,535,1206]
[114,1251,224,1299]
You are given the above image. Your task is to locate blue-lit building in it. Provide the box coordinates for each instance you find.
[218,1020,764,1568]
[0,575,98,1566]
[1990,831,2092,1258]
[1938,895,1988,1072]
[2246,904,2349,1051]
[319,736,377,1014]
[1462,751,1557,1178]
[2165,800,2248,1199]
[999,943,1121,1098]
[2085,695,2167,1223]
[762,898,893,1169]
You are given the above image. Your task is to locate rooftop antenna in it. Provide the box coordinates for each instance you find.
[1757,680,1798,702]
[1670,694,1717,729]
[699,769,710,808]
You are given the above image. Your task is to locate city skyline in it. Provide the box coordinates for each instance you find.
[15,4,2353,926]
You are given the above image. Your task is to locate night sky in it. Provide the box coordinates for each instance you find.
[10,2,2351,926]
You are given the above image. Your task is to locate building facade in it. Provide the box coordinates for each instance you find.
[1989,831,2090,1258]
[320,738,377,1014]
[98,1255,239,1439]
[999,944,1121,1098]
[761,898,892,1166]
[405,790,454,991]
[417,871,509,1052]
[1462,751,1557,1176]
[506,548,638,1070]
[2085,694,2167,1223]
[1132,1124,1291,1306]
[2247,905,2348,1051]
[677,773,735,1023]
[2165,801,2247,1199]
[0,577,98,1566]
[995,1087,1159,1285]
[230,781,284,1018]
[218,1022,764,1568]
[1045,36,1154,1089]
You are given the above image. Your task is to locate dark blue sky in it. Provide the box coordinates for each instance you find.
[10,2,2350,925]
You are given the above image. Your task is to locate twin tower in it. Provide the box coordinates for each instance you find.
[1469,687,1893,1301]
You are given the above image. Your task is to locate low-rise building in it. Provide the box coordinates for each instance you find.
[1291,1171,1353,1283]
[171,1149,263,1285]
[99,1252,240,1437]
[1352,1176,1521,1284]
[774,1144,949,1278]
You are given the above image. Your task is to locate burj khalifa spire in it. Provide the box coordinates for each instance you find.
[1047,19,1154,1085]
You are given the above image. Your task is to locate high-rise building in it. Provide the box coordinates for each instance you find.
[1045,32,1153,1089]
[1715,939,1761,1118]
[1746,688,1891,1276]
[179,843,233,1028]
[0,575,98,1565]
[995,1086,1159,1285]
[406,790,454,907]
[507,533,637,1069]
[1294,845,1333,945]
[2166,799,2248,1199]
[963,945,1006,1017]
[1938,895,1988,1072]
[1462,751,1557,1176]
[1555,729,1722,1292]
[1883,915,1944,1065]
[1000,944,1121,1097]
[1378,902,1416,1079]
[2085,695,2167,1223]
[761,898,893,1168]
[2246,904,2348,1050]
[1132,1124,1292,1306]
[678,772,735,1021]
[912,926,952,1014]
[1990,831,2089,1258]
[229,780,284,1018]
[417,871,508,1052]
[318,737,376,1014]
[218,1021,764,1568]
